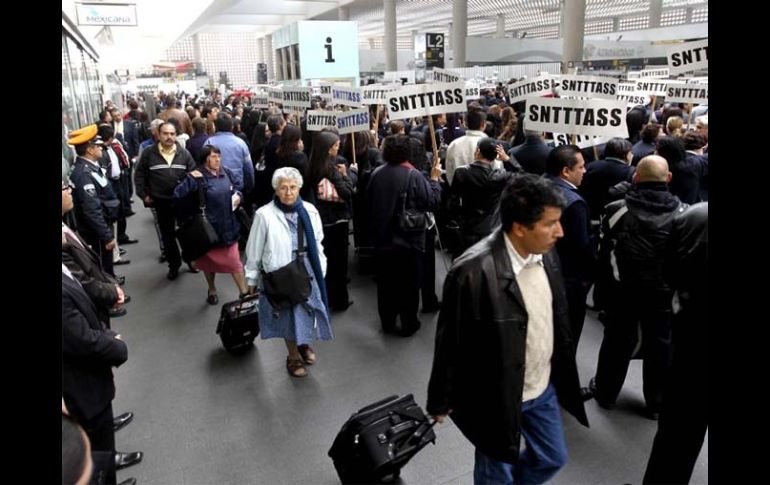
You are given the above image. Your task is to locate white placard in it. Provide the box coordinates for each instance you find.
[465,82,481,100]
[634,80,668,97]
[281,87,312,109]
[667,39,708,75]
[306,110,338,132]
[331,86,363,108]
[268,87,283,105]
[336,108,371,135]
[508,75,558,104]
[320,84,333,103]
[555,75,619,100]
[524,97,628,139]
[639,67,670,79]
[616,93,651,107]
[552,133,608,149]
[618,82,637,94]
[626,71,641,80]
[361,85,399,105]
[253,93,269,109]
[664,83,708,104]
[386,82,466,120]
[431,67,463,83]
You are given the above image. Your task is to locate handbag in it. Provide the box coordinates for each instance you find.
[317,177,342,203]
[261,216,312,310]
[397,169,429,233]
[176,179,220,262]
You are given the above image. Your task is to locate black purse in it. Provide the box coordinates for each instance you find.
[176,179,220,262]
[261,216,312,310]
[397,169,429,233]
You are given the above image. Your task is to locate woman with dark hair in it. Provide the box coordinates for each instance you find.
[275,124,307,173]
[579,137,635,221]
[173,145,249,304]
[304,131,356,311]
[626,105,647,144]
[498,106,518,144]
[657,135,704,204]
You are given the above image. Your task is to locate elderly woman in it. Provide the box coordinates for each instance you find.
[244,167,332,378]
[173,145,249,303]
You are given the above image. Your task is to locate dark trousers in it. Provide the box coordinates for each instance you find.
[564,278,590,347]
[82,230,114,277]
[322,221,350,310]
[375,247,422,332]
[81,405,117,485]
[421,228,439,309]
[595,291,673,411]
[643,309,708,484]
[153,199,181,270]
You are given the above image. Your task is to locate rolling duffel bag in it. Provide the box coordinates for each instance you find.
[328,394,437,484]
[216,294,259,354]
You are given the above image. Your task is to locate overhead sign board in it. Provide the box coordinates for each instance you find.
[75,2,138,26]
[425,33,445,69]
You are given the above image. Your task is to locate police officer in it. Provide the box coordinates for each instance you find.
[69,124,121,277]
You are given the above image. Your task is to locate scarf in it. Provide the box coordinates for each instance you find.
[273,195,329,310]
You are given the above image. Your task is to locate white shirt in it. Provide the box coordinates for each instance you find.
[445,130,488,184]
[503,233,544,276]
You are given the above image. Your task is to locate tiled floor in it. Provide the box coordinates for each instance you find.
[111,208,707,484]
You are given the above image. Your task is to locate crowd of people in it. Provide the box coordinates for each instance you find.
[62,85,707,484]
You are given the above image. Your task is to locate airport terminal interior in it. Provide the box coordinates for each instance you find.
[62,1,708,484]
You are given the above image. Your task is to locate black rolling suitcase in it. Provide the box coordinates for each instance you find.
[216,294,259,353]
[328,394,437,484]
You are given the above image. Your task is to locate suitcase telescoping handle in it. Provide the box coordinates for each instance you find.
[235,292,260,316]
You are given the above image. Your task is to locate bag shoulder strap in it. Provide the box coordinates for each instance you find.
[400,168,414,212]
[296,212,306,255]
[196,177,206,211]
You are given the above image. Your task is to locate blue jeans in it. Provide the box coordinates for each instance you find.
[473,384,568,485]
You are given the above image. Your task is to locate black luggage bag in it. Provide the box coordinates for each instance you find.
[328,394,436,484]
[216,294,259,354]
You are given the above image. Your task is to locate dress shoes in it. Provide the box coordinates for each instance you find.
[118,236,139,245]
[421,300,442,313]
[116,275,126,285]
[119,248,127,256]
[113,412,134,432]
[115,451,143,470]
[109,306,127,318]
[397,321,422,337]
[117,478,137,485]
[114,259,131,266]
[206,293,219,305]
[167,267,180,280]
[580,377,597,402]
[123,295,131,304]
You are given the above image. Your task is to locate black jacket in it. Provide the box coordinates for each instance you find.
[508,136,552,175]
[427,230,588,464]
[62,273,127,422]
[580,158,635,220]
[71,157,121,243]
[134,143,196,201]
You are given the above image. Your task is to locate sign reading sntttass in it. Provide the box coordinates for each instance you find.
[331,86,362,108]
[524,97,628,139]
[667,39,708,75]
[508,75,558,104]
[281,87,312,109]
[306,110,338,131]
[386,82,466,120]
[361,85,398,105]
[336,108,370,135]
[556,75,619,100]
[664,83,708,104]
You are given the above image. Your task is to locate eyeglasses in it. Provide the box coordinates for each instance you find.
[277,186,299,193]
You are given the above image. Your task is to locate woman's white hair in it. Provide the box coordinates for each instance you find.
[271,166,304,190]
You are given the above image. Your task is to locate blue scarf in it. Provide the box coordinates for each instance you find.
[273,195,329,310]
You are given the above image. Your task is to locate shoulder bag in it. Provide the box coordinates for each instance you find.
[176,179,220,261]
[261,216,312,310]
[397,169,429,232]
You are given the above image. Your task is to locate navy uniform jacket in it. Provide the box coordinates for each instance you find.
[62,272,127,422]
[70,156,120,243]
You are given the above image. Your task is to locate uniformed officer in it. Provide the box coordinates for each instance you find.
[69,124,121,276]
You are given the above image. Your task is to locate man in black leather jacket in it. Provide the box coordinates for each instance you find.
[590,155,687,419]
[644,202,708,484]
[428,174,588,484]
